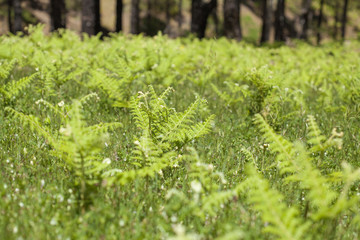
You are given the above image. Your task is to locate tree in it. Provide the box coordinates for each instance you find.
[191,0,217,39]
[178,0,183,30]
[81,0,101,35]
[274,0,286,41]
[333,0,340,39]
[8,0,13,33]
[260,0,272,43]
[223,0,242,41]
[12,0,22,33]
[299,0,312,40]
[50,0,66,31]
[316,0,325,45]
[130,0,140,34]
[116,0,123,32]
[341,0,349,40]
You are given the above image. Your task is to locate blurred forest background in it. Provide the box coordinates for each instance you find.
[0,0,359,44]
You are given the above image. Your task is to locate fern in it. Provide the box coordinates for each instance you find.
[307,115,343,153]
[0,59,16,79]
[88,69,129,107]
[254,113,294,169]
[131,86,214,149]
[5,107,54,144]
[2,72,39,100]
[243,164,310,240]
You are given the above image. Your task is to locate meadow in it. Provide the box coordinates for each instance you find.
[1,25,360,239]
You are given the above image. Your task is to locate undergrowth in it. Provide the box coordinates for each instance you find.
[1,25,360,239]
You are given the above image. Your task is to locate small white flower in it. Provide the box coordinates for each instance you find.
[15,188,19,193]
[191,181,202,193]
[50,218,57,225]
[13,226,18,233]
[171,216,178,222]
[103,158,111,165]
[41,179,45,188]
[58,101,65,107]
[119,219,125,227]
[19,202,24,208]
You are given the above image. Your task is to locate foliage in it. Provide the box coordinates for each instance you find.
[1,26,360,239]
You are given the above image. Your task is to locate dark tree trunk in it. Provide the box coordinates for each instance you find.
[212,6,219,36]
[260,0,272,43]
[223,0,241,41]
[146,0,151,33]
[13,0,22,33]
[50,0,66,31]
[81,0,100,35]
[8,0,13,33]
[274,0,285,41]
[166,0,170,25]
[341,0,348,40]
[316,0,324,45]
[116,0,123,32]
[131,0,140,34]
[191,0,217,39]
[95,0,100,33]
[333,0,339,39]
[300,0,312,39]
[178,0,183,30]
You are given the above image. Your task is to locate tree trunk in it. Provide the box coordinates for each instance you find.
[81,0,100,35]
[166,0,170,25]
[341,0,348,40]
[8,0,13,33]
[212,6,219,36]
[95,0,100,33]
[116,0,123,32]
[223,0,241,41]
[131,0,140,34]
[50,0,66,31]
[191,0,217,39]
[13,0,22,33]
[316,0,324,45]
[274,0,285,41]
[260,0,272,43]
[300,0,312,39]
[333,0,339,39]
[178,0,183,30]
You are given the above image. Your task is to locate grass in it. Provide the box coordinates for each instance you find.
[1,25,360,239]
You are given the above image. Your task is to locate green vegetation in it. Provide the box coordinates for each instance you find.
[1,25,360,239]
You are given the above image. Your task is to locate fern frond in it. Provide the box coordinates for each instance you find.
[130,95,149,131]
[254,114,294,169]
[86,122,122,135]
[4,72,39,99]
[130,132,164,166]
[35,99,66,119]
[160,98,206,143]
[239,147,257,167]
[187,114,215,141]
[89,69,128,106]
[287,142,338,219]
[0,59,16,79]
[108,151,180,185]
[79,92,100,106]
[5,107,54,144]
[244,164,310,240]
[306,115,326,152]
